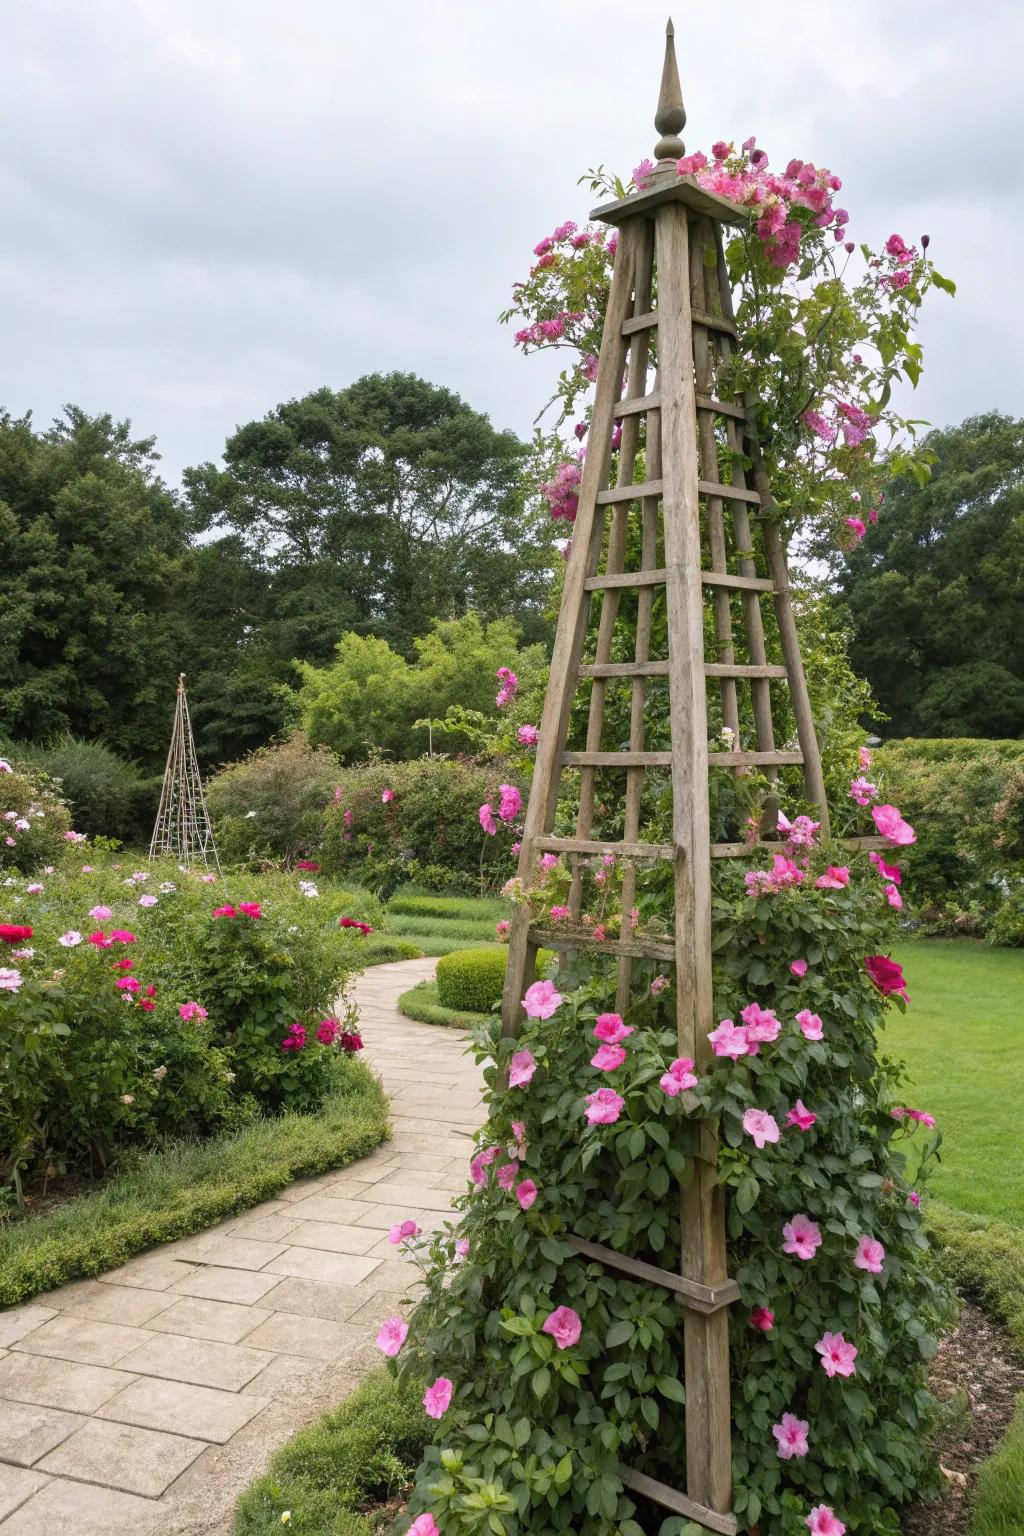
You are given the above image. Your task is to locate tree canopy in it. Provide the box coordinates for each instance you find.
[839,411,1024,738]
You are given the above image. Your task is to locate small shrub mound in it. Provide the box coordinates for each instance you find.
[232,1367,428,1536]
[8,735,154,843]
[436,947,509,1014]
[398,980,490,1030]
[0,762,72,872]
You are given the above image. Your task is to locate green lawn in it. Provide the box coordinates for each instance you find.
[886,939,1024,1227]
[382,887,506,956]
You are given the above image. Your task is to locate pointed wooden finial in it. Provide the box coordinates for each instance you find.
[653,17,686,163]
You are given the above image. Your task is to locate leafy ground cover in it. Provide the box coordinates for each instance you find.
[887,940,1024,1225]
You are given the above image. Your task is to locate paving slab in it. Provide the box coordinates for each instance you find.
[167,1265,283,1305]
[0,1477,166,1534]
[116,1333,274,1391]
[36,1417,207,1497]
[96,1376,270,1444]
[0,1354,135,1414]
[0,1306,57,1350]
[0,1463,50,1521]
[43,1280,176,1328]
[281,1220,381,1256]
[256,1276,367,1323]
[13,1314,153,1368]
[98,1256,201,1292]
[262,1247,381,1286]
[146,1296,274,1344]
[240,1313,368,1361]
[168,1234,289,1271]
[282,1193,377,1225]
[0,1400,84,1467]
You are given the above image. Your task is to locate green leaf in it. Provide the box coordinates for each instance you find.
[607,1319,635,1347]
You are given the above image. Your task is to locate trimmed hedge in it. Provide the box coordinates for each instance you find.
[435,945,554,1013]
[398,980,490,1030]
[361,936,426,966]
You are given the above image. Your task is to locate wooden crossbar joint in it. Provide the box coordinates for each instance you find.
[700,570,774,593]
[712,833,890,859]
[690,307,738,338]
[617,1465,737,1536]
[613,392,662,419]
[695,393,745,421]
[584,569,668,592]
[703,663,788,680]
[707,748,803,768]
[533,835,677,860]
[698,479,761,505]
[596,479,664,504]
[527,926,676,962]
[566,1235,741,1314]
[621,309,659,335]
[579,661,669,679]
[561,750,673,768]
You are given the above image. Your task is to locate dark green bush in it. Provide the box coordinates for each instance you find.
[435,947,509,1013]
[7,735,152,843]
[206,733,340,867]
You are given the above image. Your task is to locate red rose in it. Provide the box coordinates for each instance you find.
[0,925,33,944]
[864,954,908,999]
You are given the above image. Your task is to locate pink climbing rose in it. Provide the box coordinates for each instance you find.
[388,1219,421,1245]
[796,1009,824,1041]
[508,1050,536,1088]
[741,1002,781,1045]
[660,1057,698,1096]
[806,1508,846,1536]
[749,1306,774,1331]
[584,1087,625,1125]
[479,803,497,836]
[743,1108,780,1148]
[408,1518,440,1536]
[872,803,916,845]
[870,850,902,884]
[786,1099,817,1131]
[522,979,562,1019]
[790,958,808,977]
[591,1042,627,1071]
[772,1412,810,1459]
[542,1305,582,1349]
[708,1018,750,1059]
[865,954,909,999]
[815,865,850,889]
[498,784,522,823]
[516,1178,538,1210]
[381,788,395,803]
[376,1317,409,1357]
[423,1377,453,1419]
[854,1235,885,1273]
[517,724,539,746]
[179,1001,208,1021]
[782,1214,822,1261]
[496,1161,520,1190]
[593,1012,633,1043]
[815,1330,858,1377]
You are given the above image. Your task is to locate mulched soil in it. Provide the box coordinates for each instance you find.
[903,1299,1024,1535]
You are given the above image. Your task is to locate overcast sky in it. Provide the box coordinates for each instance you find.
[2,0,1021,486]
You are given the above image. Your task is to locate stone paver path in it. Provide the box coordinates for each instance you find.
[0,958,484,1535]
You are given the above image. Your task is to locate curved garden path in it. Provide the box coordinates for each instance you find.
[0,958,484,1536]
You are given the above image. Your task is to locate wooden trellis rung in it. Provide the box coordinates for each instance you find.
[561,750,673,768]
[704,663,788,679]
[533,835,677,860]
[596,479,665,504]
[712,834,890,859]
[622,309,659,335]
[567,1236,740,1313]
[527,927,677,962]
[700,570,774,592]
[579,661,670,679]
[695,394,745,420]
[613,392,662,418]
[618,1467,738,1536]
[707,749,803,768]
[584,569,668,591]
[698,479,760,504]
[691,307,738,338]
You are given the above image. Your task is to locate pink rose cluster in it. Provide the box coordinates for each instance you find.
[541,458,583,522]
[479,783,522,836]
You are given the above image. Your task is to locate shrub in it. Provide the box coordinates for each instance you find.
[436,947,509,1013]
[7,735,151,843]
[988,887,1024,947]
[360,936,426,966]
[399,979,490,1029]
[205,733,340,867]
[0,763,73,872]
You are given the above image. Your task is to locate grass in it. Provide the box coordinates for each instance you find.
[970,1398,1024,1536]
[232,1367,427,1535]
[886,939,1024,1226]
[382,888,506,958]
[397,978,491,1030]
[0,1059,389,1306]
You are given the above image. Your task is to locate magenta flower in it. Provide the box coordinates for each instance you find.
[865,954,908,1000]
[522,979,561,1019]
[116,976,141,992]
[584,1087,624,1125]
[741,1002,781,1045]
[772,1412,809,1459]
[388,1219,421,1246]
[908,1190,921,1208]
[408,1517,440,1536]
[179,1001,208,1021]
[508,1050,536,1088]
[814,865,850,890]
[109,929,136,944]
[89,905,113,921]
[423,1377,453,1420]
[542,1305,582,1349]
[381,788,395,803]
[749,1306,774,1332]
[478,803,497,836]
[790,958,808,978]
[281,1022,307,1052]
[316,1019,339,1045]
[782,1214,822,1261]
[549,905,570,921]
[871,803,916,846]
[496,1161,520,1191]
[516,1179,538,1210]
[743,1108,780,1149]
[849,774,877,806]
[591,1043,627,1072]
[796,1009,824,1041]
[498,784,522,823]
[708,1019,750,1059]
[815,1330,858,1377]
[376,1316,409,1356]
[495,919,511,941]
[853,1235,885,1274]
[517,724,539,747]
[786,1099,817,1131]
[212,905,236,919]
[884,883,903,910]
[593,1012,633,1043]
[660,1057,698,1096]
[869,850,901,884]
[806,1507,846,1536]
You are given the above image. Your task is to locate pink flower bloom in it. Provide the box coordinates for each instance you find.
[517,724,539,746]
[854,1235,885,1273]
[516,1178,538,1209]
[743,1108,780,1149]
[790,958,808,978]
[479,803,497,836]
[869,851,902,884]
[786,1099,817,1131]
[816,1330,858,1377]
[584,1087,624,1125]
[859,745,872,769]
[498,784,522,823]
[58,931,82,947]
[109,929,136,944]
[212,905,236,919]
[593,1012,632,1044]
[741,1002,781,1045]
[381,788,395,803]
[865,954,909,999]
[542,1305,582,1349]
[376,1316,409,1356]
[749,1306,774,1332]
[116,976,141,992]
[549,904,570,921]
[772,1412,810,1459]
[88,930,113,948]
[388,1219,421,1245]
[522,979,561,1019]
[281,1022,307,1052]
[455,1236,470,1259]
[591,1042,627,1071]
[708,1019,750,1059]
[508,1050,536,1087]
[845,516,866,539]
[782,1214,822,1261]
[872,804,916,846]
[138,894,158,908]
[537,853,558,872]
[179,1001,208,1021]
[660,1057,698,1096]
[650,974,670,995]
[796,1009,824,1041]
[815,865,850,890]
[423,1375,453,1420]
[806,1507,846,1536]
[495,919,511,941]
[908,1190,921,1208]
[89,906,112,921]
[0,968,23,992]
[316,1019,339,1044]
[496,1161,520,1190]
[409,1517,439,1536]
[884,883,903,910]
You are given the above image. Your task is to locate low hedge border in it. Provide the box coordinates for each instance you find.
[360,936,426,966]
[0,1059,389,1307]
[397,979,490,1031]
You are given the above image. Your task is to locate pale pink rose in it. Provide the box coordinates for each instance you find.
[376,1316,409,1356]
[660,1057,698,1096]
[89,905,113,921]
[782,1214,822,1261]
[423,1376,453,1418]
[522,979,562,1019]
[741,1002,781,1045]
[584,1087,624,1125]
[388,1219,420,1245]
[772,1411,809,1459]
[790,958,808,978]
[593,1012,633,1043]
[496,1161,520,1190]
[814,865,850,890]
[884,883,903,910]
[872,803,916,846]
[708,1019,749,1059]
[743,1108,780,1149]
[408,1517,440,1536]
[541,1305,581,1349]
[508,1050,536,1088]
[806,1507,846,1536]
[853,1234,885,1273]
[815,1330,858,1377]
[796,1008,824,1041]
[516,1179,538,1210]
